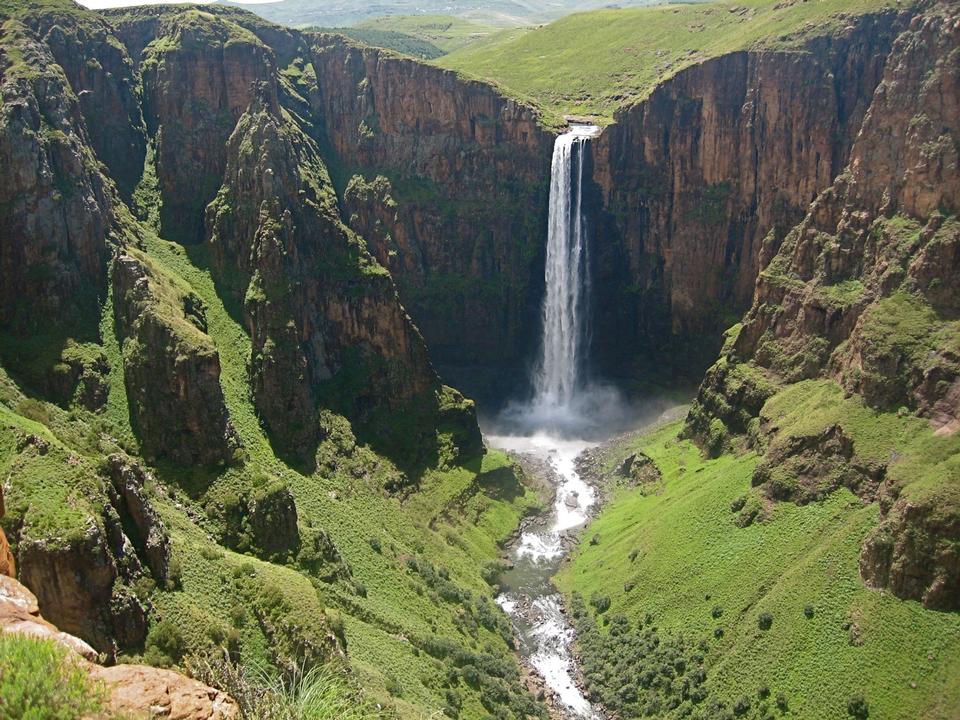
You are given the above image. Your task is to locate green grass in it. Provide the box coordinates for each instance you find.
[352,14,499,52]
[558,395,960,719]
[0,633,107,720]
[438,0,903,121]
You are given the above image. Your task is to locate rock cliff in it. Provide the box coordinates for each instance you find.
[588,10,908,381]
[686,2,959,610]
[307,36,554,389]
[0,13,117,334]
[113,250,241,466]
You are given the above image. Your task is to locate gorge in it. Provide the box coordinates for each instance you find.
[0,0,957,718]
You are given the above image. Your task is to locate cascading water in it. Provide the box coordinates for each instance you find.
[533,125,595,414]
[487,126,605,720]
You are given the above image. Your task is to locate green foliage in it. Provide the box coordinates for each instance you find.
[569,595,711,718]
[0,633,106,720]
[191,654,386,720]
[144,618,187,667]
[847,693,869,719]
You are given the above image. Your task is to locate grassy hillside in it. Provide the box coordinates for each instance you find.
[0,215,546,719]
[438,0,903,120]
[352,15,499,53]
[557,384,960,719]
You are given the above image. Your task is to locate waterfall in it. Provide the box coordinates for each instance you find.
[532,125,599,414]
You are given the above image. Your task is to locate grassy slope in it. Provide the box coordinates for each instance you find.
[352,14,499,53]
[134,232,543,717]
[557,383,960,719]
[438,0,901,121]
[0,210,543,718]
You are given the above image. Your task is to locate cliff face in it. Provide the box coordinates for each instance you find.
[308,37,554,387]
[0,17,117,333]
[206,87,438,465]
[112,9,277,244]
[113,251,241,466]
[686,2,959,610]
[588,11,907,380]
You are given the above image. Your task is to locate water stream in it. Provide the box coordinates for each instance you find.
[487,125,606,719]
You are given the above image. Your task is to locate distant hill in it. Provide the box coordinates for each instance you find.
[353,15,498,53]
[437,0,903,120]
[220,0,667,29]
[313,15,499,60]
[313,27,446,59]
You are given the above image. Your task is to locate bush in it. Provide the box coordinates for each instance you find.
[589,593,611,614]
[0,633,105,719]
[804,604,815,619]
[733,695,751,715]
[758,611,774,630]
[189,653,385,720]
[847,693,869,719]
[711,605,723,619]
[144,619,186,667]
[776,692,789,711]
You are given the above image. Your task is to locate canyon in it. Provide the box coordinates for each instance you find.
[0,0,957,718]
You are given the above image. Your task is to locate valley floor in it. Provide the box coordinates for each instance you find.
[558,396,960,720]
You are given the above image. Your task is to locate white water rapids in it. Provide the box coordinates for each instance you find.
[487,125,605,719]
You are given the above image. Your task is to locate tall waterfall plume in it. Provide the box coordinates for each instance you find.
[532,125,599,415]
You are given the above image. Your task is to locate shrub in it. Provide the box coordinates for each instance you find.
[189,653,385,720]
[367,537,381,553]
[711,605,723,619]
[776,692,789,711]
[590,593,611,614]
[847,693,869,719]
[144,619,186,667]
[804,604,815,619]
[0,633,105,719]
[758,684,770,699]
[166,557,183,590]
[733,695,751,715]
[758,611,774,630]
[714,627,724,639]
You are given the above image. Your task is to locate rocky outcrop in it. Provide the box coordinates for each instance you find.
[0,574,99,660]
[206,87,440,466]
[0,17,116,333]
[16,512,150,654]
[309,36,553,387]
[588,10,908,381]
[107,454,172,583]
[113,251,240,466]
[686,2,960,610]
[20,6,147,199]
[0,486,15,578]
[207,479,300,561]
[110,6,278,243]
[751,424,886,504]
[0,574,239,719]
[860,489,960,611]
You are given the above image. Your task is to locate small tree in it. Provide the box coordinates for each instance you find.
[758,611,774,630]
[847,693,869,719]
